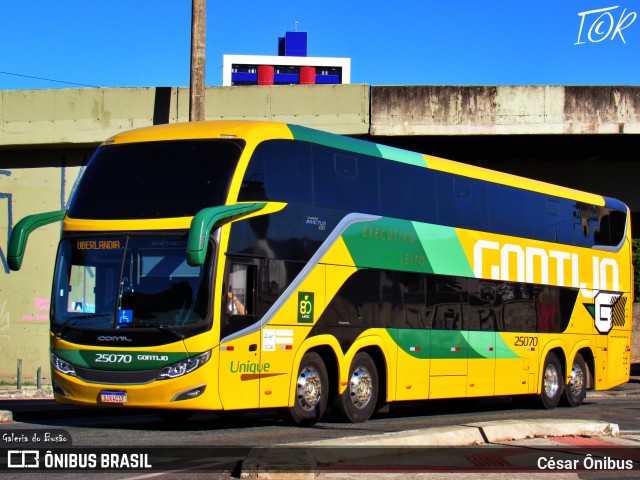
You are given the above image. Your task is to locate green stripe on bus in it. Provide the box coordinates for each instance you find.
[411,222,474,277]
[288,124,381,158]
[289,124,428,168]
[341,217,433,273]
[376,144,427,167]
[340,217,473,276]
[391,329,520,359]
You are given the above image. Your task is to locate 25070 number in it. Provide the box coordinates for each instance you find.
[95,353,132,363]
[514,336,538,347]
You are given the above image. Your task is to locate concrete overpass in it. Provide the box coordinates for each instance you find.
[0,84,639,380]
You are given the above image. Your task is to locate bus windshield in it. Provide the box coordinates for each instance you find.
[68,139,244,220]
[52,236,211,331]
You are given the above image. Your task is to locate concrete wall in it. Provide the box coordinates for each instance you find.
[1,151,87,382]
[0,84,370,148]
[0,84,638,382]
[0,85,370,381]
[370,86,640,136]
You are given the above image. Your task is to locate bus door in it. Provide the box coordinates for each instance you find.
[495,283,542,395]
[218,258,262,410]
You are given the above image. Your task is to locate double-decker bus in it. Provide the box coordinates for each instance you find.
[8,121,633,424]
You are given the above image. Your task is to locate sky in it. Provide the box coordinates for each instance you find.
[0,0,639,90]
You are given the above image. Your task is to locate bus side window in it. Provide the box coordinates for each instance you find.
[227,263,256,317]
[222,261,259,338]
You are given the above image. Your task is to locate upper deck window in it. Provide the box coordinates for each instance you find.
[69,139,244,220]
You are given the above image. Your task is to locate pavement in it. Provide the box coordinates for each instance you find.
[1,376,639,477]
[240,378,640,478]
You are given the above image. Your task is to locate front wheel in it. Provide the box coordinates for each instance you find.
[334,352,379,423]
[285,352,329,425]
[539,352,563,409]
[561,353,587,407]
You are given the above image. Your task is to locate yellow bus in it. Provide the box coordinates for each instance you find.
[9,121,633,424]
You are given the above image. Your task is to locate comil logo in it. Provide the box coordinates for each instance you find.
[7,450,39,468]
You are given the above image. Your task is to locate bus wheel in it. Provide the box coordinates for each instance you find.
[539,352,563,409]
[287,352,328,426]
[561,353,587,407]
[335,352,378,423]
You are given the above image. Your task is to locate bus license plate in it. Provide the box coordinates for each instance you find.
[100,391,127,404]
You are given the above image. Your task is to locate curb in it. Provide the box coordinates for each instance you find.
[297,419,618,447]
[239,420,619,478]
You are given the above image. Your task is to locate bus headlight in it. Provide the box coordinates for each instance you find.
[157,350,211,380]
[50,351,77,376]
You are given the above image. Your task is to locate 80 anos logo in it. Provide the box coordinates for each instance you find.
[297,292,314,324]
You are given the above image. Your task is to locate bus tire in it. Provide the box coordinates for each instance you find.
[286,352,328,426]
[335,352,378,423]
[539,352,563,409]
[561,353,587,407]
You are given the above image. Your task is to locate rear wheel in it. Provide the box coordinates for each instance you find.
[286,352,328,425]
[562,353,587,407]
[539,352,563,409]
[334,352,379,423]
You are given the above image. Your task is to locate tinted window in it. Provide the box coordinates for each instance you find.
[488,185,534,239]
[313,144,379,213]
[574,202,601,248]
[467,279,501,331]
[70,140,243,219]
[241,140,628,250]
[427,275,467,330]
[239,140,312,204]
[602,209,626,247]
[436,174,488,231]
[380,162,437,223]
[533,197,570,243]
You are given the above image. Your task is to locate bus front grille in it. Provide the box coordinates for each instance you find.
[74,366,161,385]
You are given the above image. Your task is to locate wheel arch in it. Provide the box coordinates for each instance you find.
[572,345,596,390]
[357,344,388,411]
[538,344,566,394]
[288,335,342,407]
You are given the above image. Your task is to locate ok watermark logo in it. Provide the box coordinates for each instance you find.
[576,5,638,44]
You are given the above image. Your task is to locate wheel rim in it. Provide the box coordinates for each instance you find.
[544,363,560,398]
[349,366,373,409]
[568,362,585,398]
[296,366,322,411]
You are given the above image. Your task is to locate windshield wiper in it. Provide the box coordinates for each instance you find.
[118,322,185,340]
[55,313,113,337]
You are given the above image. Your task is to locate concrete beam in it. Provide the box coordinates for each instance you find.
[0,84,370,148]
[370,85,640,136]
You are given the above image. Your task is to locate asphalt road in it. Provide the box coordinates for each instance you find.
[1,382,638,447]
[1,383,639,479]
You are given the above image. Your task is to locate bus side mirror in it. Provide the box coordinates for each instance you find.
[186,203,266,266]
[8,210,66,271]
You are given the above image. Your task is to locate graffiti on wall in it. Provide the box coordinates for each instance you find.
[0,158,85,378]
[0,300,9,339]
[22,298,50,322]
